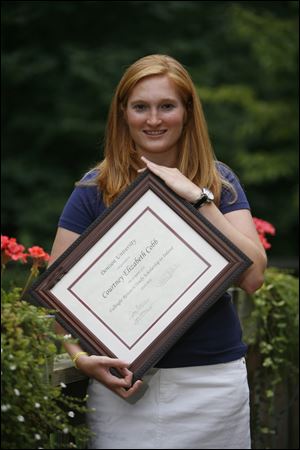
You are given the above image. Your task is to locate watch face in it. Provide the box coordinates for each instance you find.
[202,188,214,201]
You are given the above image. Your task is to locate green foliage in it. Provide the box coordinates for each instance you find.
[1,1,298,261]
[1,288,92,449]
[244,267,299,449]
[196,4,298,258]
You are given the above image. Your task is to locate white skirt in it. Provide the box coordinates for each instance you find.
[87,358,251,449]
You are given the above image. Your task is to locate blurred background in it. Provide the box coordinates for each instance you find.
[1,1,299,270]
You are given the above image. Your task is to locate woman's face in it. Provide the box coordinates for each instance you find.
[125,75,186,164]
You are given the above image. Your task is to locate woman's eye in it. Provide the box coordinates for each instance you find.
[132,103,175,112]
[133,104,147,111]
[161,104,175,110]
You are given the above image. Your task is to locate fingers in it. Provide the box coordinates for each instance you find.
[87,355,129,371]
[115,379,144,399]
[140,155,200,202]
[140,156,176,179]
[98,357,133,388]
[140,155,152,165]
[87,355,143,398]
[108,372,132,389]
[140,156,179,177]
[140,155,180,190]
[140,156,160,175]
[141,156,166,171]
[101,356,130,370]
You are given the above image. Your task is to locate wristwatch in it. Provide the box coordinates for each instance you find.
[192,187,214,209]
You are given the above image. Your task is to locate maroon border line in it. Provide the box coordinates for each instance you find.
[67,207,211,349]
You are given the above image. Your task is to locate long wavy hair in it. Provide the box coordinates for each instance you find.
[91,54,233,206]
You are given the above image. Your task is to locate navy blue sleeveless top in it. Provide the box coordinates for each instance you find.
[58,163,250,367]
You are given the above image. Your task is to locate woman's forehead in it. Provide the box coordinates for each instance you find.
[128,75,182,102]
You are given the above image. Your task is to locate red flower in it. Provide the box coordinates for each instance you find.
[1,235,10,249]
[1,236,28,264]
[253,218,276,236]
[1,235,50,298]
[28,246,50,267]
[253,217,276,250]
[258,234,271,250]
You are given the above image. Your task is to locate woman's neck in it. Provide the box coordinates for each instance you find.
[138,149,179,168]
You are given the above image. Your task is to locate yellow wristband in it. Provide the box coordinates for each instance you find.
[72,351,88,369]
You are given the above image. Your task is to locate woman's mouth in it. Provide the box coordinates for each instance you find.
[143,130,167,136]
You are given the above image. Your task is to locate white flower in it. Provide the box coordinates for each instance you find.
[14,388,20,396]
[35,434,41,440]
[63,427,69,434]
[68,411,75,418]
[63,334,72,340]
[60,382,67,388]
[56,415,61,420]
[17,415,25,422]
[35,402,41,408]
[43,396,48,400]
[1,404,11,412]
[9,364,16,371]
[8,354,14,359]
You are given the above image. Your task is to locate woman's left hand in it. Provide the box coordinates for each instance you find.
[139,156,202,203]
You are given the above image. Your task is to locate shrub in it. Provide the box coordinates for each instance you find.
[1,236,92,449]
[246,267,299,449]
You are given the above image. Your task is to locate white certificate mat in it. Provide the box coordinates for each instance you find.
[69,208,211,348]
[30,171,252,381]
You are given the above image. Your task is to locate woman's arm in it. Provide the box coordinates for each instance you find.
[200,207,267,293]
[140,157,267,294]
[49,227,143,398]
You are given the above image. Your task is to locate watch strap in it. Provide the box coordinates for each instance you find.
[192,193,208,209]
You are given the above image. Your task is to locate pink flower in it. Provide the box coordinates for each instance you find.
[1,235,10,249]
[258,234,271,250]
[28,246,50,261]
[27,246,50,270]
[253,218,276,236]
[1,235,50,298]
[253,217,276,250]
[1,236,28,264]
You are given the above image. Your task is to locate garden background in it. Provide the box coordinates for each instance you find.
[1,1,299,449]
[2,0,299,272]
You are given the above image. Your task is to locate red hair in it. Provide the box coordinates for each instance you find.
[91,55,232,206]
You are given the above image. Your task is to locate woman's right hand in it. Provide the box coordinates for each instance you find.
[75,354,143,399]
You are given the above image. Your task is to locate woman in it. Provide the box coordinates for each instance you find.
[50,54,267,449]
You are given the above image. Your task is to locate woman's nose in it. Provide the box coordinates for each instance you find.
[146,109,162,126]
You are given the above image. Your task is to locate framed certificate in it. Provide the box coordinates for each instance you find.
[30,170,252,381]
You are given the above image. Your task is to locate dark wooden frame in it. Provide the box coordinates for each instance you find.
[30,170,252,382]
